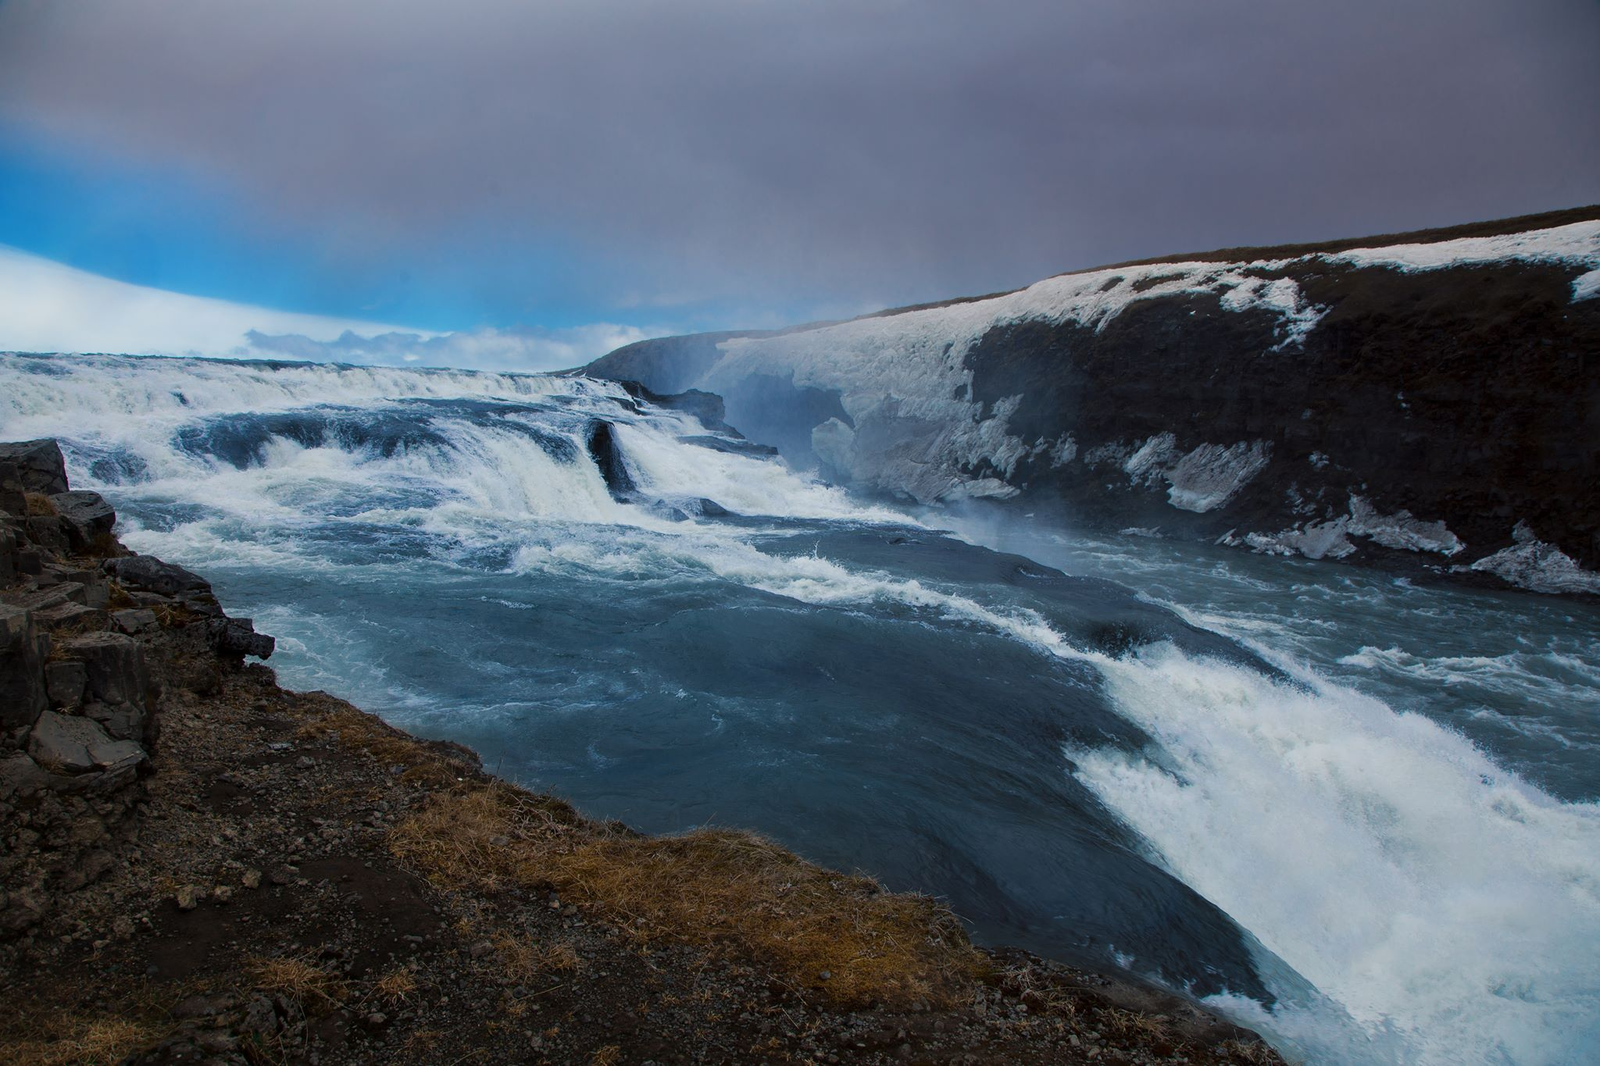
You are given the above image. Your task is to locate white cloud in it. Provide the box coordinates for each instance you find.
[0,244,415,355]
[0,245,648,371]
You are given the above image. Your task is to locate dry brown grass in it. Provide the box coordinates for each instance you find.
[248,954,348,1015]
[1103,1006,1168,1040]
[389,784,983,1009]
[373,967,418,1007]
[0,1012,158,1066]
[296,706,478,790]
[1216,1037,1282,1064]
[24,492,57,516]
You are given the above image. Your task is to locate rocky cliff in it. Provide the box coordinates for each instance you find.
[586,206,1600,594]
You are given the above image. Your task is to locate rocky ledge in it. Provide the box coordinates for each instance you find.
[0,438,1280,1065]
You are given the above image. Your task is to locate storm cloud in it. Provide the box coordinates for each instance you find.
[2,0,1597,325]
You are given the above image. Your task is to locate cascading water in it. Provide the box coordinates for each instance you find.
[4,352,1597,1065]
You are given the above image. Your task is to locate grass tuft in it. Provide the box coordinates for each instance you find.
[249,954,348,1015]
[389,785,982,1009]
[0,1012,158,1066]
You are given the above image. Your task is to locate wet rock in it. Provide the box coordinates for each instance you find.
[0,439,69,495]
[585,421,637,499]
[0,605,49,741]
[204,616,275,661]
[50,490,115,551]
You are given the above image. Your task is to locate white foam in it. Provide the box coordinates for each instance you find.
[1071,645,1600,1066]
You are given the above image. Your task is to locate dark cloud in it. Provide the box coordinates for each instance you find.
[2,0,1597,321]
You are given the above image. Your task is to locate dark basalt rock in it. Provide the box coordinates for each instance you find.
[0,439,69,495]
[584,421,637,499]
[614,380,740,436]
[679,435,780,458]
[104,554,213,598]
[204,617,275,661]
[0,605,49,741]
[51,490,116,550]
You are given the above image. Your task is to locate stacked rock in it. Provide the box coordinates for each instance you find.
[0,439,274,796]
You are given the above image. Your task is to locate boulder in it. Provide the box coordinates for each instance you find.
[83,701,147,743]
[50,490,116,551]
[25,515,70,556]
[0,605,49,741]
[27,711,145,775]
[0,751,53,798]
[103,554,212,598]
[584,421,637,499]
[44,661,87,707]
[204,617,275,660]
[0,440,69,495]
[42,564,109,607]
[112,608,159,635]
[61,631,153,711]
[35,601,104,629]
[0,526,17,587]
[0,460,28,516]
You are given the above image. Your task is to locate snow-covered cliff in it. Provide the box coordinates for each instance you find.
[588,207,1600,593]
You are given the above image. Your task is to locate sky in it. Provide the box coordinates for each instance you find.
[1,0,1597,370]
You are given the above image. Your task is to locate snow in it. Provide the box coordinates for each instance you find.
[693,217,1600,505]
[1573,268,1600,302]
[1322,220,1600,274]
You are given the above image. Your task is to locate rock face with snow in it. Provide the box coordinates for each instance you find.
[587,206,1600,593]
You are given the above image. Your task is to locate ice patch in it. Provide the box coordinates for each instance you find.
[1123,433,1179,485]
[1240,497,1461,562]
[1467,523,1600,595]
[1166,441,1272,513]
[1345,496,1463,556]
[1572,268,1600,302]
[1047,435,1078,467]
